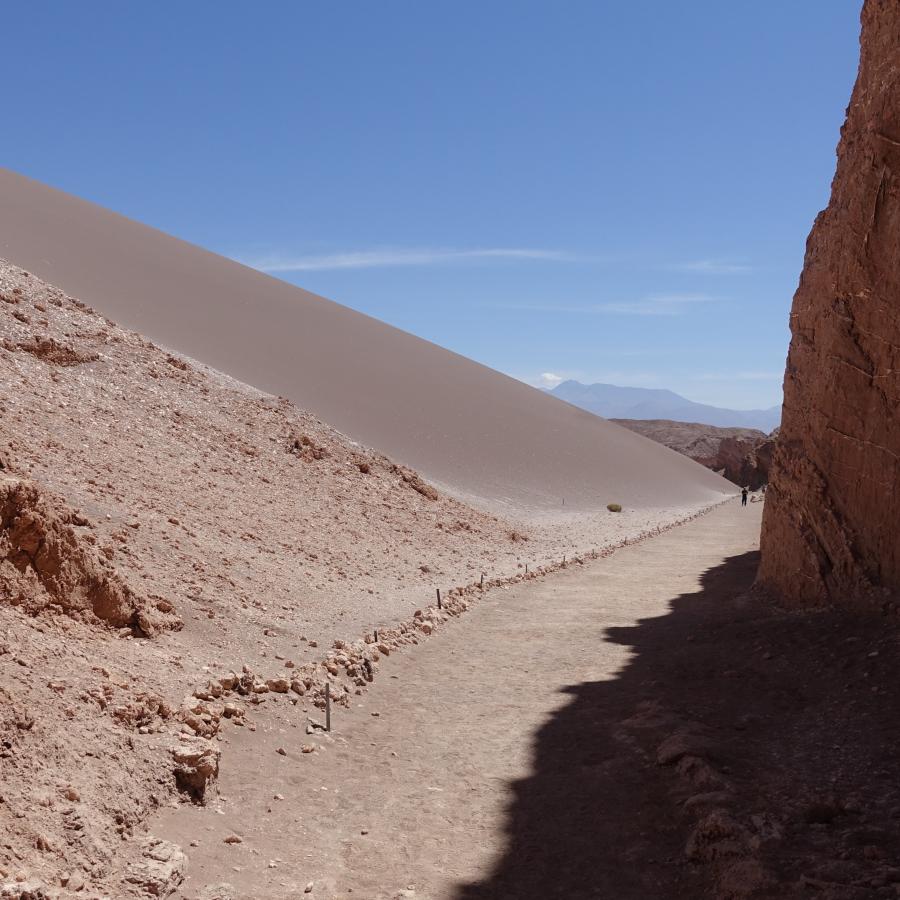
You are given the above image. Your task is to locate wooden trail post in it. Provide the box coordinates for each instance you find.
[325,682,331,732]
[480,573,484,588]
[374,629,379,642]
[436,588,442,609]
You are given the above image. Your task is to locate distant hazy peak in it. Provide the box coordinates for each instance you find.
[552,380,781,433]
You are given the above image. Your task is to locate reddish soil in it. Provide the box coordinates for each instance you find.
[0,260,719,898]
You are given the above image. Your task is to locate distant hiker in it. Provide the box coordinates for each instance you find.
[741,487,748,507]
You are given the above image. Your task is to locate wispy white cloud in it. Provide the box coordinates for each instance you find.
[690,371,783,382]
[670,259,752,274]
[247,247,573,272]
[516,370,664,389]
[581,371,664,386]
[245,248,752,275]
[538,372,564,388]
[593,294,717,316]
[498,293,716,317]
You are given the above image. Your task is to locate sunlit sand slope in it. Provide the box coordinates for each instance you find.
[0,167,730,509]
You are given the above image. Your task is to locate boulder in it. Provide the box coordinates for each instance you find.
[125,838,186,897]
[172,737,220,802]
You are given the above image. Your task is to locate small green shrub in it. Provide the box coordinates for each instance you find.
[607,503,622,513]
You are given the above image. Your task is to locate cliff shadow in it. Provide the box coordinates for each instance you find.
[454,549,900,899]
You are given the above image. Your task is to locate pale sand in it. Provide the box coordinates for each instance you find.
[0,167,731,512]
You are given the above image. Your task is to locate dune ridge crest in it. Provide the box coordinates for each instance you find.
[0,167,730,511]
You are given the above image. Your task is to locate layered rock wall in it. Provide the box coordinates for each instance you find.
[611,419,773,488]
[759,0,900,606]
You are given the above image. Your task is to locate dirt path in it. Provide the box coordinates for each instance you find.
[154,500,763,900]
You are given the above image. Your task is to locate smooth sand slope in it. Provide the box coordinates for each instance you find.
[0,168,730,511]
[153,501,763,900]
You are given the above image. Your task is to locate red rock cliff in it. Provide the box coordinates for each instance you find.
[759,0,900,606]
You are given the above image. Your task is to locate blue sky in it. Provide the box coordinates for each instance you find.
[3,2,861,408]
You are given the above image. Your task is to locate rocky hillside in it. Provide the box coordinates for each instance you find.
[611,419,776,488]
[0,259,719,897]
[0,259,517,897]
[760,0,900,608]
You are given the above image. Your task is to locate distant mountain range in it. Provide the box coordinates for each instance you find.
[551,380,781,433]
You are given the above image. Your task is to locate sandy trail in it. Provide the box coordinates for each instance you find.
[155,500,763,900]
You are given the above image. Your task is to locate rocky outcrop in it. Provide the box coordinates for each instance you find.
[172,737,220,802]
[746,436,776,490]
[0,474,180,634]
[124,839,186,897]
[611,419,774,488]
[759,0,900,607]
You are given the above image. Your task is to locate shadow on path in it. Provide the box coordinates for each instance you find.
[455,549,900,899]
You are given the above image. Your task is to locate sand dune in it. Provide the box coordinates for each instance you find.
[0,167,730,510]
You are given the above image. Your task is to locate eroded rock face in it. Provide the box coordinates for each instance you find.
[0,473,180,633]
[611,419,774,488]
[760,0,900,607]
[172,736,220,802]
[124,838,186,896]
